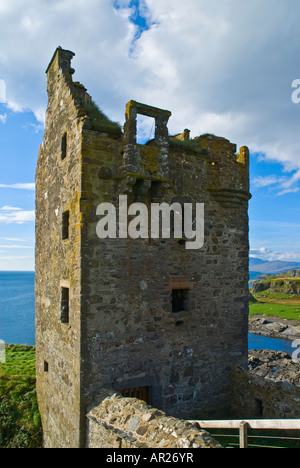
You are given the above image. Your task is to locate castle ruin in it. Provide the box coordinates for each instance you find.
[35,47,251,448]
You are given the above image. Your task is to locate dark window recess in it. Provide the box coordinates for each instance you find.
[62,211,70,240]
[61,287,69,324]
[172,289,189,313]
[61,132,67,160]
[44,361,49,373]
[255,399,264,418]
[121,387,149,404]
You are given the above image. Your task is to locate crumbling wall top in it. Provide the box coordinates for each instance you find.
[125,100,171,121]
[87,390,221,448]
[46,46,75,75]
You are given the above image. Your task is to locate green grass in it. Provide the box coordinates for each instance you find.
[0,345,36,377]
[0,345,42,448]
[169,138,206,153]
[82,98,122,138]
[254,290,299,300]
[249,301,300,320]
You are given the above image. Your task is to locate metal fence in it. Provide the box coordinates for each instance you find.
[189,420,300,448]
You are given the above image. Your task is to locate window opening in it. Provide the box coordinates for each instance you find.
[121,387,150,404]
[61,132,67,160]
[62,211,70,240]
[61,287,69,324]
[172,289,189,313]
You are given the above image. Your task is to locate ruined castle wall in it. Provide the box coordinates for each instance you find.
[79,132,250,420]
[36,48,251,448]
[229,368,300,420]
[86,391,221,448]
[35,50,85,448]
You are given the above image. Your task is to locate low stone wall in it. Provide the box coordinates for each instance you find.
[86,391,221,449]
[86,356,300,448]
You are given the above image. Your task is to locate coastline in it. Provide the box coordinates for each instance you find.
[249,314,300,343]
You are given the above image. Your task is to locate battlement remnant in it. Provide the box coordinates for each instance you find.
[36,48,251,448]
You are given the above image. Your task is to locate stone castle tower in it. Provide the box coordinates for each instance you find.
[35,47,251,448]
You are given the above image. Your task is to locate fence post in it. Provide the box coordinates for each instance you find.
[239,421,249,449]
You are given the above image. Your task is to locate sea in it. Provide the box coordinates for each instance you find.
[0,271,35,346]
[0,270,295,354]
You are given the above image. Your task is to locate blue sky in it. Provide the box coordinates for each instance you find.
[1,0,300,270]
[0,108,40,270]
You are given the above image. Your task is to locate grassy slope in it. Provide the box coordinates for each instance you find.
[249,301,300,320]
[250,286,300,320]
[0,345,42,448]
[250,272,300,320]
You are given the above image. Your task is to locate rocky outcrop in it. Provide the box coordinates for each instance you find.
[249,315,300,342]
[249,349,300,386]
[251,277,300,295]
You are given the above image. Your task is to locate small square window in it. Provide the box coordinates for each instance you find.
[62,211,70,240]
[172,289,189,313]
[61,287,69,324]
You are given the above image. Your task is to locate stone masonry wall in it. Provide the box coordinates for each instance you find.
[229,367,300,420]
[86,391,221,448]
[36,47,251,448]
[80,130,250,421]
[36,49,87,448]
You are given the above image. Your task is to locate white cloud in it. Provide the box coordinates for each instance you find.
[0,183,35,190]
[0,0,300,189]
[0,256,30,260]
[0,245,33,249]
[251,247,273,256]
[276,170,300,196]
[0,255,34,271]
[0,206,22,211]
[0,206,35,224]
[0,113,7,123]
[1,238,27,242]
[250,248,300,263]
[252,172,300,195]
[0,79,6,103]
[252,176,285,189]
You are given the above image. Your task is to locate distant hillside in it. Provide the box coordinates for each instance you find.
[252,275,300,295]
[249,258,300,274]
[272,270,300,278]
[249,258,267,267]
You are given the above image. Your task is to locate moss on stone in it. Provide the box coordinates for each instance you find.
[169,138,207,154]
[82,98,122,138]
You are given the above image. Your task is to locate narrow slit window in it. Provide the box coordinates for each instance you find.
[61,132,67,160]
[62,211,70,240]
[44,361,49,373]
[172,289,189,313]
[61,287,69,324]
